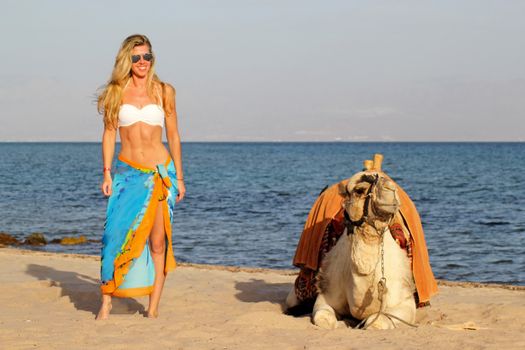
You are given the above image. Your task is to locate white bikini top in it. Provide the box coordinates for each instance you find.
[118,87,165,128]
[118,103,165,128]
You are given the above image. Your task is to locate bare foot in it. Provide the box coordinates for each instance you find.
[96,302,112,320]
[147,310,159,319]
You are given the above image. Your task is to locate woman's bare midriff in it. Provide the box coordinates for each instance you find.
[119,122,170,168]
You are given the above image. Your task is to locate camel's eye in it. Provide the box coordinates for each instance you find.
[353,184,369,195]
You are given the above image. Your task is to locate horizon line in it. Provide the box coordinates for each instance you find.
[0,140,524,144]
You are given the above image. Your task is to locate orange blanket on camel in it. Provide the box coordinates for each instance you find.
[293,174,438,305]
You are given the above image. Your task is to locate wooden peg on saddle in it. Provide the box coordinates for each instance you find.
[363,160,373,171]
[372,153,383,172]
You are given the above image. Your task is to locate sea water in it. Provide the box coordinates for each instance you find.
[0,142,523,285]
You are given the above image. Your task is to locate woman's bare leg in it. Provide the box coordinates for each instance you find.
[96,294,112,320]
[147,201,167,318]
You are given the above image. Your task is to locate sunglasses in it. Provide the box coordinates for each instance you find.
[131,53,153,63]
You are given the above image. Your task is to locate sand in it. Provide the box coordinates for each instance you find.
[0,248,524,350]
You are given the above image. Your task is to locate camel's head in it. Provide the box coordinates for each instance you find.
[342,172,400,234]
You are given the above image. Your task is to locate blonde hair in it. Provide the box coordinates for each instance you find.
[97,34,162,129]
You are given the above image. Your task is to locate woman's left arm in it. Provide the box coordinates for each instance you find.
[163,83,186,202]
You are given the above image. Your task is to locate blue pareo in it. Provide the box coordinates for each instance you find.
[100,155,178,297]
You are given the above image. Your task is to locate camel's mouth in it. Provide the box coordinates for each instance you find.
[370,177,399,218]
[344,173,400,229]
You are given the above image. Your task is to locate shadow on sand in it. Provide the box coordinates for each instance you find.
[234,278,293,312]
[26,264,146,317]
[234,278,360,326]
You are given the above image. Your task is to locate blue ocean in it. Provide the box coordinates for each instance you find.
[0,142,523,285]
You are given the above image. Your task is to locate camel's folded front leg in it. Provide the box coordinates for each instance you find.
[312,294,338,329]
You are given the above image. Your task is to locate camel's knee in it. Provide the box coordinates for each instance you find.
[312,295,338,329]
[313,308,338,330]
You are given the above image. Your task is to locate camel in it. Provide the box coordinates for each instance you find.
[285,155,436,330]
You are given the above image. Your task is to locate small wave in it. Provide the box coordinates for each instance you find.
[458,187,491,195]
[203,207,225,212]
[443,263,468,269]
[444,230,473,235]
[443,183,470,189]
[415,197,438,203]
[267,190,292,197]
[490,259,514,265]
[67,204,87,208]
[244,209,272,215]
[476,220,511,226]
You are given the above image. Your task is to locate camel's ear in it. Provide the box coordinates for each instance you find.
[338,182,348,196]
[344,171,367,195]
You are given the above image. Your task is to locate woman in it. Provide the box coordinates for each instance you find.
[96,34,185,320]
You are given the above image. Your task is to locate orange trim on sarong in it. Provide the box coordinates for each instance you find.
[117,154,171,171]
[112,286,154,298]
[101,155,177,296]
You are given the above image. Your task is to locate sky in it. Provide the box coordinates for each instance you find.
[0,0,524,141]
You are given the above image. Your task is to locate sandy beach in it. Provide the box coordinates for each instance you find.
[0,248,523,350]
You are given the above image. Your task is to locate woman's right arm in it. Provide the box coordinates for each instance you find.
[101,126,117,196]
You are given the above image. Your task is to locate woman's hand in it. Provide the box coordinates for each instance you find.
[176,179,186,202]
[101,173,113,197]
